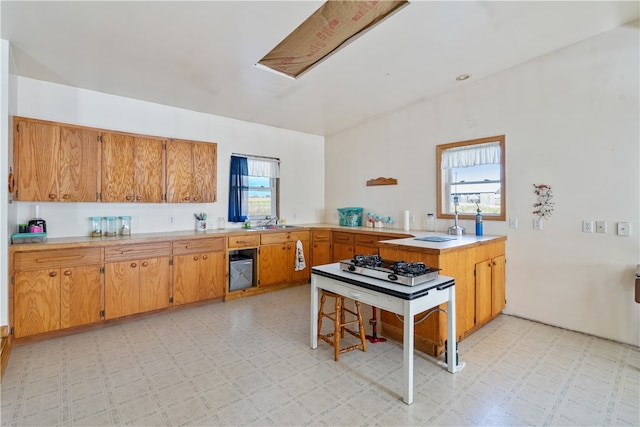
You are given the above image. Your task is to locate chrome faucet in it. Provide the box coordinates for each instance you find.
[263,216,279,226]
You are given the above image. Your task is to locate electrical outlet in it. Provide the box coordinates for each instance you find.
[596,221,606,233]
[509,218,518,229]
[410,215,415,224]
[533,218,542,230]
[168,215,175,225]
[617,222,630,236]
[582,220,594,233]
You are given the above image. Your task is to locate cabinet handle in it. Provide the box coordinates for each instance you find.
[202,255,208,260]
[193,196,200,201]
[135,195,142,201]
[142,261,148,267]
[193,255,199,261]
[184,196,191,201]
[62,194,71,200]
[48,193,57,200]
[64,270,71,276]
[125,195,133,201]
[131,262,137,268]
[49,271,57,277]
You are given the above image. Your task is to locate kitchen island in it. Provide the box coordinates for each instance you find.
[311,263,461,405]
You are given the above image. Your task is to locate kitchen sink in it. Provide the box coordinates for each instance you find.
[242,225,300,231]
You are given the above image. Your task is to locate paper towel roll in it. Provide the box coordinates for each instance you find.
[403,210,410,231]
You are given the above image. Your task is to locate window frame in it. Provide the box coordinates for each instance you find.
[436,135,506,222]
[247,175,278,220]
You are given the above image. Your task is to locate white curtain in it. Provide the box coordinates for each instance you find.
[441,141,501,169]
[248,158,280,178]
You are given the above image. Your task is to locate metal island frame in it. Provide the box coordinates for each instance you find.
[310,262,462,405]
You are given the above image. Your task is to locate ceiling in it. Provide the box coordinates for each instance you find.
[1,1,638,136]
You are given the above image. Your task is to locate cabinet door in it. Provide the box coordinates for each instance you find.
[475,260,493,326]
[58,126,101,202]
[139,257,171,312]
[199,252,226,299]
[332,243,354,262]
[14,269,61,338]
[259,244,289,287]
[290,240,311,282]
[491,255,506,316]
[104,261,140,319]
[192,142,217,203]
[102,133,135,202]
[134,137,164,203]
[311,241,332,266]
[60,265,103,328]
[14,119,60,201]
[173,254,201,304]
[165,140,193,203]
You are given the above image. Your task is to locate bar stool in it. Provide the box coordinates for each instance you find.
[317,290,367,361]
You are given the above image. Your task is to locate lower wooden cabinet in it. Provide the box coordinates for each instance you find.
[311,230,331,267]
[172,238,226,304]
[104,242,171,320]
[331,231,354,262]
[259,231,310,287]
[13,248,102,338]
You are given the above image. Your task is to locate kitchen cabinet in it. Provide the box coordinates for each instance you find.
[354,233,382,256]
[378,238,506,356]
[173,238,226,304]
[165,139,217,203]
[259,231,310,287]
[331,232,354,262]
[101,133,164,203]
[13,248,102,338]
[13,118,100,202]
[311,230,332,267]
[104,242,171,319]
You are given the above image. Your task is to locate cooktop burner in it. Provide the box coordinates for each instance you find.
[341,255,440,286]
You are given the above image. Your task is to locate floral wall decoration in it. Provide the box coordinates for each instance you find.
[533,184,554,220]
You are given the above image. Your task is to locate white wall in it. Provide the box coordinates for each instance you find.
[325,23,640,345]
[11,77,325,238]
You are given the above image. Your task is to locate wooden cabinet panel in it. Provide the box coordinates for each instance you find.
[173,251,225,304]
[172,238,225,256]
[259,244,289,287]
[104,242,171,262]
[104,261,140,319]
[166,139,217,203]
[228,234,260,249]
[101,133,164,203]
[311,230,331,267]
[58,125,101,202]
[15,247,101,271]
[332,231,354,262]
[139,257,171,313]
[475,259,493,326]
[198,252,226,300]
[491,255,506,316]
[14,269,61,338]
[14,119,59,201]
[60,264,102,328]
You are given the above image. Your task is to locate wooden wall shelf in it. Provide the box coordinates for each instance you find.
[366,177,397,186]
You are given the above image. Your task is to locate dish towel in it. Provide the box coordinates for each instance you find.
[294,239,306,271]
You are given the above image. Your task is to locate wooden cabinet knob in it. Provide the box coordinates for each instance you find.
[202,255,208,260]
[142,261,148,267]
[184,196,191,201]
[63,270,71,276]
[49,271,57,277]
[193,255,199,261]
[193,196,200,201]
[125,195,133,201]
[135,195,142,201]
[62,194,71,200]
[131,263,137,268]
[48,193,57,200]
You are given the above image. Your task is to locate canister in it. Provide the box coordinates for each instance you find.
[90,217,102,237]
[104,216,117,237]
[119,216,131,236]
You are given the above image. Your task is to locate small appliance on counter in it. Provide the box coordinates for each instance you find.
[27,204,47,233]
[12,204,48,244]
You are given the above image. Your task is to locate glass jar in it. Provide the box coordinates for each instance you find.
[90,217,102,237]
[119,216,131,236]
[104,216,117,237]
[425,213,436,232]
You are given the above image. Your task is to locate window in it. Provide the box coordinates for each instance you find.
[228,155,279,223]
[436,135,506,221]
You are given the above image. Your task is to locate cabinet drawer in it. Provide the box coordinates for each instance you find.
[15,247,101,271]
[332,232,354,244]
[260,230,309,245]
[228,234,260,249]
[355,234,380,246]
[105,242,171,262]
[312,230,331,242]
[173,237,225,255]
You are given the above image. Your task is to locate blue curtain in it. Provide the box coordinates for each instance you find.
[228,156,249,222]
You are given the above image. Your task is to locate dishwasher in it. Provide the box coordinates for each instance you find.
[229,255,254,291]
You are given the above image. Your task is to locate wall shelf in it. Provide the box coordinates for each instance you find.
[366,177,397,186]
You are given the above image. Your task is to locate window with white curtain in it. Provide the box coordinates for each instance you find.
[436,136,506,221]
[246,156,280,219]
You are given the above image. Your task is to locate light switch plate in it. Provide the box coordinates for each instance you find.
[617,222,630,236]
[596,221,606,233]
[582,220,594,233]
[533,218,542,230]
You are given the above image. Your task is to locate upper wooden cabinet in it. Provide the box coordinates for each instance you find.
[14,119,100,202]
[101,133,164,203]
[166,139,217,203]
[13,117,218,204]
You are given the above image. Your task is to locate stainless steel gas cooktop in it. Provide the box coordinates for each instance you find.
[339,254,440,286]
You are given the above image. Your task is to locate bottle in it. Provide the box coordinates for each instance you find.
[90,217,102,237]
[425,213,436,232]
[104,216,117,237]
[119,216,131,236]
[475,208,483,236]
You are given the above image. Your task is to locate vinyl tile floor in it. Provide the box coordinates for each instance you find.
[1,285,638,426]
